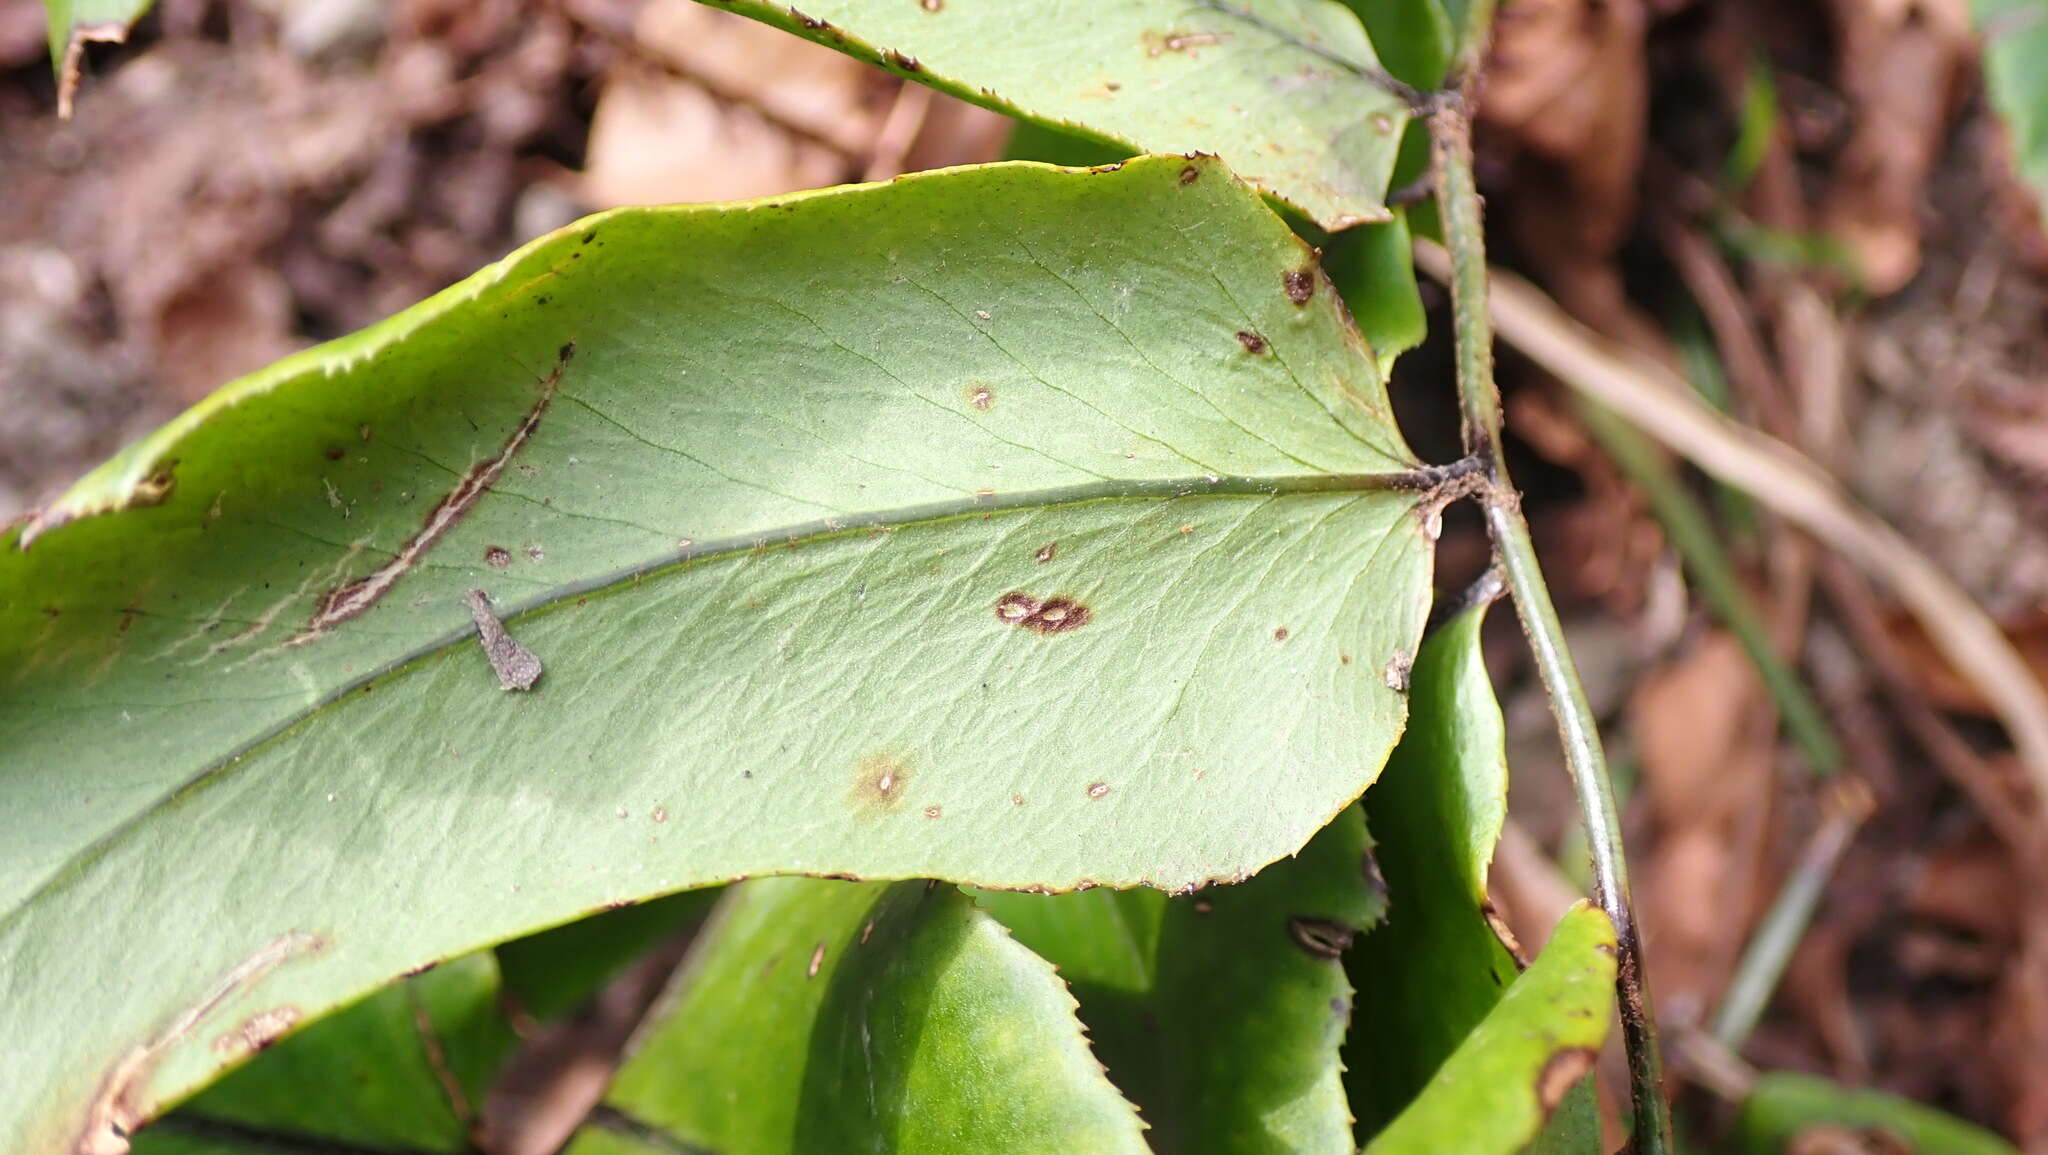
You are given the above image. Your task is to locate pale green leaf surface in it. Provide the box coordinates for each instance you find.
[706,0,1412,230]
[129,952,514,1155]
[1347,604,1518,1137]
[1,156,1432,1151]
[978,807,1384,1154]
[1363,903,1617,1155]
[566,878,1149,1154]
[1977,0,2048,214]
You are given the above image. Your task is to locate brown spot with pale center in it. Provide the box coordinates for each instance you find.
[1284,270,1315,304]
[994,592,1092,634]
[1537,1047,1597,1110]
[1035,542,1057,564]
[967,383,994,410]
[1273,626,1289,641]
[923,805,942,819]
[1235,330,1266,354]
[852,753,913,816]
[484,546,512,568]
[1179,164,1200,185]
[1086,781,1111,800]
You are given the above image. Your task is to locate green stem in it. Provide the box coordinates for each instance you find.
[1429,98,1676,1153]
[1575,400,1842,775]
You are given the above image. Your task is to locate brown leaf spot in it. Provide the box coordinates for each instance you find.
[923,805,943,819]
[1288,916,1353,959]
[921,0,943,10]
[1273,626,1289,641]
[484,546,512,568]
[967,383,994,410]
[211,1006,302,1057]
[1179,164,1200,185]
[1537,1047,1597,1110]
[1035,542,1058,564]
[852,753,912,816]
[807,942,827,979]
[1086,781,1111,800]
[1284,269,1315,304]
[651,806,668,823]
[1012,794,1026,805]
[1235,330,1267,354]
[994,592,1092,634]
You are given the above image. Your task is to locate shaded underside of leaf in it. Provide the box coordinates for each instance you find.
[566,878,1150,1154]
[1,156,1433,1152]
[978,806,1385,1154]
[703,0,1413,230]
[1362,903,1617,1155]
[495,888,721,1023]
[1346,603,1517,1137]
[130,952,514,1155]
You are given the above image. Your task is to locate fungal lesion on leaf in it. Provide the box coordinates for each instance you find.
[994,592,1092,634]
[851,752,913,817]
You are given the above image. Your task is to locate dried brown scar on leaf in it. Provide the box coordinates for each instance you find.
[463,590,542,691]
[77,932,323,1155]
[290,342,574,645]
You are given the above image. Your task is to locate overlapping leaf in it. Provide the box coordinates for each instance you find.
[0,155,1436,1152]
[704,0,1414,230]
[565,879,1150,1154]
[1363,903,1617,1155]
[978,807,1386,1153]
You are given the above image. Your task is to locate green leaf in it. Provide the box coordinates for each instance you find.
[129,952,516,1155]
[1347,603,1519,1136]
[2,155,1436,1153]
[497,889,722,1022]
[564,878,1149,1154]
[1737,1071,2017,1155]
[1363,903,1618,1155]
[701,0,1413,230]
[1333,0,1454,90]
[1977,0,2048,217]
[977,806,1387,1154]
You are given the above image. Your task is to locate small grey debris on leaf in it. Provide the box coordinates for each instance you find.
[463,589,542,691]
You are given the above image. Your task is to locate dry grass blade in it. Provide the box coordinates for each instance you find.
[1414,241,2048,811]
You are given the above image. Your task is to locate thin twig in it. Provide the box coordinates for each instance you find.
[1429,95,1676,1155]
[1708,775,1873,1047]
[1415,245,2048,810]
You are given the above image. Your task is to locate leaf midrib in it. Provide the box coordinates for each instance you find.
[6,467,1434,932]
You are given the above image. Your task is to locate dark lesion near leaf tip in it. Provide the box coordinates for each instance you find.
[463,589,543,691]
[851,753,913,817]
[994,592,1092,634]
[1284,269,1315,305]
